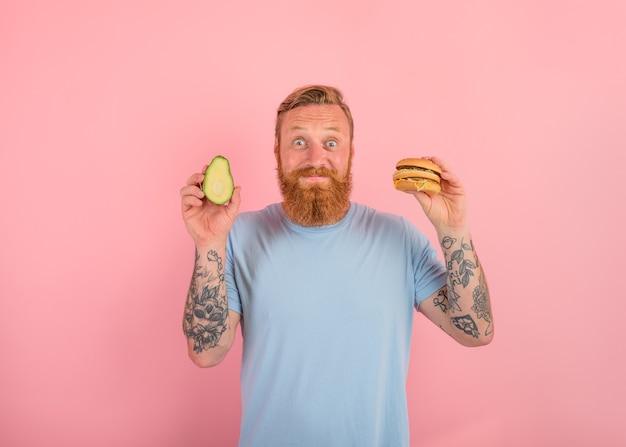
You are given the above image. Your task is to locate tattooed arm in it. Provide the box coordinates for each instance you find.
[418,229,493,346]
[183,246,241,366]
[180,168,241,367]
[410,157,494,346]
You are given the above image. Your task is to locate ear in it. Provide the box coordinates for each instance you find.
[274,137,280,156]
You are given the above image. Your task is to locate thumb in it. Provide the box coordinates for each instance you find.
[411,190,432,212]
[226,186,242,219]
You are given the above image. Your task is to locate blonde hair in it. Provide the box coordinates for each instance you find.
[275,85,354,142]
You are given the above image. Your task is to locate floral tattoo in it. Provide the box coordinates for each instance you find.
[442,236,493,337]
[183,250,229,353]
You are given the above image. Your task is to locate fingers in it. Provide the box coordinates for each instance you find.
[181,192,204,209]
[181,171,242,214]
[180,183,204,202]
[180,172,206,211]
[186,172,205,187]
[424,156,462,189]
[423,156,451,177]
[182,172,206,196]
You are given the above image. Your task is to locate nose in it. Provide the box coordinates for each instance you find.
[306,141,326,167]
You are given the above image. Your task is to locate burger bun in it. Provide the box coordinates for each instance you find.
[392,158,442,196]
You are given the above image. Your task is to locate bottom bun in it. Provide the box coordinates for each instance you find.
[394,178,441,196]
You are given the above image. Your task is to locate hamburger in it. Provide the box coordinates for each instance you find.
[392,158,442,196]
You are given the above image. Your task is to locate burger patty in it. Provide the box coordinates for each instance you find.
[396,166,441,178]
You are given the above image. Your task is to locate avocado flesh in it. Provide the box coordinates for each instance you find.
[203,156,234,205]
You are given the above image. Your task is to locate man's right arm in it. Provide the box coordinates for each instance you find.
[183,245,241,367]
[180,168,241,367]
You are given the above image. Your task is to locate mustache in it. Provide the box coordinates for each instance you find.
[292,166,341,180]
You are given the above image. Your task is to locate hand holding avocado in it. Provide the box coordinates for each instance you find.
[180,155,240,249]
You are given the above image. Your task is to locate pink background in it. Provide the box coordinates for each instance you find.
[1,1,625,446]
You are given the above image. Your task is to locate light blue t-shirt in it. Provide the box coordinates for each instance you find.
[226,202,447,447]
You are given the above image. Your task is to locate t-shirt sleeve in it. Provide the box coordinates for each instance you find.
[225,234,243,315]
[407,222,448,308]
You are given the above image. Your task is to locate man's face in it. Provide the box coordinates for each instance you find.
[275,104,353,226]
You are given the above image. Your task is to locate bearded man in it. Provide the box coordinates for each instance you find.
[180,85,493,447]
[275,87,353,227]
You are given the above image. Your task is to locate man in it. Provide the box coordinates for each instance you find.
[180,85,493,447]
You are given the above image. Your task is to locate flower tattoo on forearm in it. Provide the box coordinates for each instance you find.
[442,236,493,337]
[183,250,229,353]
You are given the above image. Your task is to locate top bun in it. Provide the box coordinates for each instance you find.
[395,158,442,174]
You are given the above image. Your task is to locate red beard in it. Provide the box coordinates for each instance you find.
[277,163,352,227]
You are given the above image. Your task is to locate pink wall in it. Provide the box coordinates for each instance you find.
[1,1,625,446]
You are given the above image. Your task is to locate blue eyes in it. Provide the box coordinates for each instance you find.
[292,139,338,149]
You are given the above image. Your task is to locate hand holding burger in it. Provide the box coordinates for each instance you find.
[393,156,468,230]
[392,158,443,196]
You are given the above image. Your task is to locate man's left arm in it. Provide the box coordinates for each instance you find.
[419,227,493,346]
[411,156,494,346]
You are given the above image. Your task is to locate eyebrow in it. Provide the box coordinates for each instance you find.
[288,124,343,133]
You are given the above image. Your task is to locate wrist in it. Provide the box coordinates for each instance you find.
[194,238,227,254]
[435,224,470,240]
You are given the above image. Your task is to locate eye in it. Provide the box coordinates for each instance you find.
[293,138,306,147]
[326,140,338,148]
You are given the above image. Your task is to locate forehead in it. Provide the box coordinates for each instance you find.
[281,104,350,135]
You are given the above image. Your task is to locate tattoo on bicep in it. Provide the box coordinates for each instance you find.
[183,249,229,353]
[433,288,460,313]
[433,289,448,313]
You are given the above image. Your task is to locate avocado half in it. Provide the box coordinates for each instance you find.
[202,155,234,205]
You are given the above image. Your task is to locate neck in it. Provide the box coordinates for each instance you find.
[281,201,350,227]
